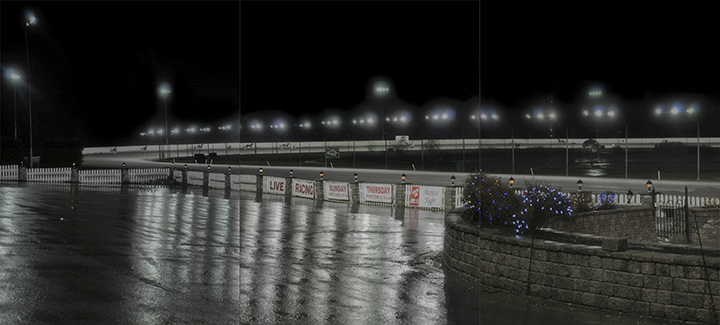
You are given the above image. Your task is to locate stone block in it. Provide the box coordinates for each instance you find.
[612,259,629,272]
[633,301,650,316]
[627,260,641,273]
[643,275,658,289]
[670,265,685,278]
[588,281,603,294]
[607,297,624,312]
[664,305,696,322]
[697,308,720,325]
[642,288,657,303]
[588,256,602,268]
[640,262,655,275]
[688,279,708,294]
[655,263,670,277]
[656,290,671,304]
[627,273,643,287]
[649,303,665,318]
[686,266,702,279]
[673,278,689,292]
[672,292,704,308]
[602,238,628,252]
[581,292,595,306]
[657,276,673,290]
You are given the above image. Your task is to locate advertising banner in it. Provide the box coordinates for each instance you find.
[395,135,411,145]
[263,176,286,195]
[325,181,349,201]
[293,179,315,199]
[409,185,444,209]
[361,183,393,203]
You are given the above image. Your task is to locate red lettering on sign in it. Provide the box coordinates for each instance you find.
[410,186,420,206]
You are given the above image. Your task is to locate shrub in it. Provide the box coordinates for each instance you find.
[462,171,522,230]
[595,192,617,210]
[515,184,574,235]
[463,174,575,236]
[572,191,593,213]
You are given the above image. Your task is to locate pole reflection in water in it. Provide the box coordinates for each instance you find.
[0,183,239,324]
[240,192,455,325]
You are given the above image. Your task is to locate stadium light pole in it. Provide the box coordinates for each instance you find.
[160,84,171,159]
[351,114,374,168]
[25,13,36,167]
[322,118,339,168]
[375,84,389,169]
[655,102,700,180]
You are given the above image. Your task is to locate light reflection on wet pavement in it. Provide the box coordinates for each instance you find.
[0,183,239,324]
[239,192,472,325]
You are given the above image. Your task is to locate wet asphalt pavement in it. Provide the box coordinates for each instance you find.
[240,192,459,324]
[0,183,239,324]
[1,182,687,324]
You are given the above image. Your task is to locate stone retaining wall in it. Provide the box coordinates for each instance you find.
[444,209,720,323]
[689,208,720,246]
[545,207,656,241]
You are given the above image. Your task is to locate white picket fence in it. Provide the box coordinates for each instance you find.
[240,175,256,192]
[187,171,204,186]
[127,168,169,184]
[0,165,18,181]
[27,167,72,182]
[509,190,719,208]
[79,169,122,184]
[231,174,240,191]
[208,173,225,189]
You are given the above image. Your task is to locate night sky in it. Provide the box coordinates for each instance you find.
[1,1,239,146]
[1,2,717,147]
[241,1,718,141]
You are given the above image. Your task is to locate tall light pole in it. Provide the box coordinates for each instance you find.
[655,102,700,180]
[526,109,570,176]
[10,72,21,140]
[375,84,389,169]
[295,121,311,166]
[351,115,374,168]
[159,84,171,159]
[322,118,339,168]
[25,13,36,167]
[478,111,514,174]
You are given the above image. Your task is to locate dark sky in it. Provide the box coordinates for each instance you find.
[1,2,717,147]
[1,1,239,146]
[240,1,718,140]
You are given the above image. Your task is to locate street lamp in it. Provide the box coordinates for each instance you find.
[646,180,653,191]
[354,172,358,183]
[577,179,583,191]
[509,176,515,187]
[451,175,456,186]
[24,13,36,167]
[401,173,406,183]
[159,83,171,159]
